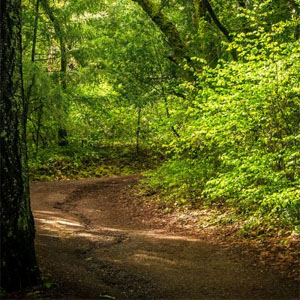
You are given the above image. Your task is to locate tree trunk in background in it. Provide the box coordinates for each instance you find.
[132,0,189,65]
[287,0,300,40]
[0,0,39,292]
[40,0,67,88]
[136,107,142,154]
[193,0,219,67]
[41,0,68,145]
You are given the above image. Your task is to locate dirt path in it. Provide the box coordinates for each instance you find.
[31,175,299,300]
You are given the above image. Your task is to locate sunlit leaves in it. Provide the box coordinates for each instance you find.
[147,27,300,229]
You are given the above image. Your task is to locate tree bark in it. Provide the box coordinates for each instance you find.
[40,0,67,88]
[193,0,219,66]
[31,0,40,63]
[0,0,39,292]
[132,0,189,65]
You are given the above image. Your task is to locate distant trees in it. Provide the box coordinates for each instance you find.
[0,0,39,291]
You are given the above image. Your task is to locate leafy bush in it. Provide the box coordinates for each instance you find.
[146,24,300,229]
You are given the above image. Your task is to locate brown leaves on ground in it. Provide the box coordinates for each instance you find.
[132,189,300,283]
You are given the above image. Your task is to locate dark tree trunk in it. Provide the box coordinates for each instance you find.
[0,0,39,292]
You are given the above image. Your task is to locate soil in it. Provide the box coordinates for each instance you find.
[28,175,299,299]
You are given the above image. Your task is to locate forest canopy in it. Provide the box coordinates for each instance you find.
[22,0,300,232]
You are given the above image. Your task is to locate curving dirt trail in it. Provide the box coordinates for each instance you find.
[31,175,299,299]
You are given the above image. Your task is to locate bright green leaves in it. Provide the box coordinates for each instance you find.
[146,21,300,229]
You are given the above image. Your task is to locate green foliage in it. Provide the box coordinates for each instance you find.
[28,144,157,180]
[22,0,300,232]
[146,21,300,229]
[0,287,7,299]
[43,281,54,289]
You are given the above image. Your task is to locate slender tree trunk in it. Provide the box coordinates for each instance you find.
[287,0,300,39]
[25,0,39,102]
[0,0,39,292]
[163,97,180,138]
[29,0,44,158]
[40,0,68,146]
[193,0,219,66]
[31,0,40,62]
[136,107,142,154]
[40,0,67,88]
[152,42,180,137]
[35,101,44,158]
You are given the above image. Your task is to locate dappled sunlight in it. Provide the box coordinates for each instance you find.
[35,210,61,215]
[140,231,199,242]
[36,217,83,228]
[35,210,85,237]
[132,252,177,266]
[76,232,121,244]
[35,210,201,243]
[57,220,83,227]
[88,226,200,242]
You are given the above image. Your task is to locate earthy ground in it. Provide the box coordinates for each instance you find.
[29,175,299,299]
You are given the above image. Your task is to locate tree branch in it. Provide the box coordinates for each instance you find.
[132,0,190,65]
[203,0,237,60]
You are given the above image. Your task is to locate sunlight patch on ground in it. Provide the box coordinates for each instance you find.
[35,210,60,215]
[77,232,120,243]
[57,220,83,227]
[35,211,85,237]
[35,213,200,244]
[133,252,176,266]
[36,216,83,228]
[90,226,200,242]
[141,231,199,242]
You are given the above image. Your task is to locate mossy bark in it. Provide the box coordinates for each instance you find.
[132,0,188,65]
[0,0,39,291]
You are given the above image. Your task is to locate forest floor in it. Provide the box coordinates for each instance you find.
[14,175,300,299]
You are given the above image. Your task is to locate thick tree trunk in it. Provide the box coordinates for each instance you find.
[0,0,39,292]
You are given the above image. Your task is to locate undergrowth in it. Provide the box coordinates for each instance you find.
[142,35,300,234]
[28,144,159,181]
